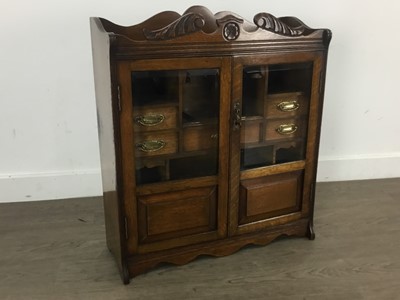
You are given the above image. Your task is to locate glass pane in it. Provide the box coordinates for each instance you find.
[242,66,266,117]
[132,69,220,185]
[182,69,220,123]
[240,62,313,170]
[268,63,313,94]
[131,70,179,106]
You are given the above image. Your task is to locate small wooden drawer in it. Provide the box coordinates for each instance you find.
[265,92,308,119]
[265,118,307,141]
[134,106,178,132]
[240,118,263,144]
[183,124,218,152]
[135,131,178,157]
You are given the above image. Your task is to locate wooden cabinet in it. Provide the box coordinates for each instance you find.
[90,6,331,283]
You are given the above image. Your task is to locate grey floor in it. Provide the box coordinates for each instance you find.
[1,178,400,300]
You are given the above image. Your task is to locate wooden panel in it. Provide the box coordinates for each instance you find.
[117,63,140,258]
[245,178,297,216]
[90,18,129,282]
[265,118,307,141]
[240,160,305,180]
[134,106,178,132]
[227,58,244,236]
[135,131,178,157]
[265,92,308,119]
[136,176,217,196]
[147,199,209,236]
[137,186,217,244]
[183,125,218,152]
[239,171,303,225]
[240,118,263,143]
[301,55,324,218]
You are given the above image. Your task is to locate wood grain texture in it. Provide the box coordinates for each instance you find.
[182,125,218,152]
[137,186,217,244]
[1,178,400,299]
[135,130,178,157]
[93,6,330,61]
[265,92,308,119]
[128,219,308,277]
[90,18,127,282]
[92,8,330,283]
[133,106,178,132]
[239,171,302,224]
[98,5,324,43]
[117,62,139,256]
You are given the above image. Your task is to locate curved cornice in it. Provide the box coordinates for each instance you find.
[99,6,325,43]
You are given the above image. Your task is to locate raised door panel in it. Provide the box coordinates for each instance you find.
[137,186,217,244]
[239,171,303,225]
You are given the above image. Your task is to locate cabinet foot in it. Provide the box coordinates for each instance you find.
[122,263,130,285]
[306,220,315,240]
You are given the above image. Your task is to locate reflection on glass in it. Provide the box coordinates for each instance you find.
[268,63,313,94]
[242,66,266,117]
[132,69,220,185]
[240,62,312,170]
[132,70,179,106]
[182,69,220,123]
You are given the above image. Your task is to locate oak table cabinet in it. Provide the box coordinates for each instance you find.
[90,6,331,284]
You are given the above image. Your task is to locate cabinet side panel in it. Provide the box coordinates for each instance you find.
[90,18,126,280]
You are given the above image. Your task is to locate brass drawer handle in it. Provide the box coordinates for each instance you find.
[276,124,298,135]
[277,100,299,112]
[136,140,166,152]
[135,114,165,127]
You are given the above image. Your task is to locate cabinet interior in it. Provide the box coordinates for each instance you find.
[131,62,313,183]
[241,62,312,170]
[132,69,220,185]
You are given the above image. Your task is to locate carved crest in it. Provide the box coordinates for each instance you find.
[254,13,304,36]
[130,6,323,42]
[143,13,205,40]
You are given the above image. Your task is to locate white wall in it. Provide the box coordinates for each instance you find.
[1,0,399,202]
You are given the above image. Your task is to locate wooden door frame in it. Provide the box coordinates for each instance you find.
[228,52,324,236]
[117,57,232,253]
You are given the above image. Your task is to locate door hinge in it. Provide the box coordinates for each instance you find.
[117,85,122,112]
[124,216,129,240]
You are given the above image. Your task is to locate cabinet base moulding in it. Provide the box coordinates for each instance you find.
[126,218,309,278]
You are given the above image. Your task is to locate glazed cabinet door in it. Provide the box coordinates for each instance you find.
[229,53,324,236]
[117,57,231,254]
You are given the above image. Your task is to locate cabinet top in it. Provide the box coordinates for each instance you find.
[91,6,331,58]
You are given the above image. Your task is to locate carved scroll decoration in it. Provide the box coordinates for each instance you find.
[143,13,205,40]
[254,13,304,36]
